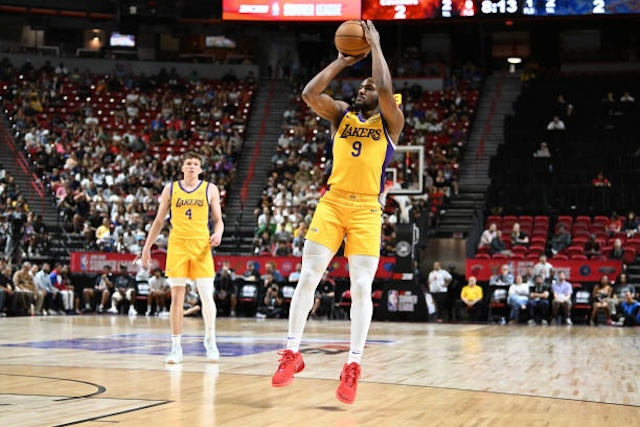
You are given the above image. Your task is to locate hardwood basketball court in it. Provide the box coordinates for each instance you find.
[1,315,639,426]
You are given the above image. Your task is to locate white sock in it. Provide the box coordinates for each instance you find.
[286,336,301,353]
[171,334,181,351]
[347,350,362,365]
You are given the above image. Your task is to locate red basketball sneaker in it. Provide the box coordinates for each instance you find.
[336,362,361,404]
[271,350,305,387]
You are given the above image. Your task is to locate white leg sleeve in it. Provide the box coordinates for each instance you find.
[286,240,335,350]
[347,255,378,362]
[196,278,216,340]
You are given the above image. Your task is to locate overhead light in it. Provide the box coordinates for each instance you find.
[92,31,99,41]
[507,57,522,64]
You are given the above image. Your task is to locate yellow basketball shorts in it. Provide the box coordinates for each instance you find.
[165,237,215,279]
[306,189,382,257]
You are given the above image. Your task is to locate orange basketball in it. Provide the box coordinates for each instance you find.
[334,20,370,57]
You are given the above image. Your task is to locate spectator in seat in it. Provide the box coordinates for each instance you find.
[454,276,484,322]
[489,230,513,257]
[622,211,639,238]
[183,282,202,317]
[13,262,41,316]
[590,276,613,326]
[33,262,63,315]
[546,115,566,131]
[478,223,498,249]
[551,271,572,325]
[609,238,625,261]
[215,260,238,317]
[256,282,283,319]
[428,261,453,323]
[510,223,529,248]
[490,264,514,287]
[533,254,553,280]
[605,212,622,236]
[274,240,292,257]
[288,263,302,284]
[146,268,170,316]
[609,273,634,321]
[549,224,571,255]
[310,270,336,319]
[83,264,114,313]
[528,275,550,325]
[584,234,602,259]
[507,275,530,324]
[620,91,635,103]
[50,263,75,314]
[264,261,284,283]
[108,264,137,316]
[617,291,640,327]
[242,261,260,282]
[0,264,17,316]
[592,171,611,187]
[533,142,551,158]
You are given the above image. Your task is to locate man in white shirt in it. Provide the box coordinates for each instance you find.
[428,262,453,322]
[532,254,553,281]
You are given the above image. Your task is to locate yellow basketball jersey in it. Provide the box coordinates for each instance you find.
[169,180,210,240]
[327,109,396,196]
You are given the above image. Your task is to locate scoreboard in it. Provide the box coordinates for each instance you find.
[222,0,640,21]
[479,0,639,17]
[362,0,640,20]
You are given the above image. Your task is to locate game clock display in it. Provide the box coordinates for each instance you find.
[361,0,640,20]
[476,0,640,17]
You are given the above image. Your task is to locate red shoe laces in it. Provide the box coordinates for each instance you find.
[343,364,360,386]
[277,350,295,366]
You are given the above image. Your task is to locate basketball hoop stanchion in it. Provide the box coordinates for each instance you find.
[375,224,428,322]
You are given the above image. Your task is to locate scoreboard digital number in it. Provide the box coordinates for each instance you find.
[478,0,640,17]
[361,0,640,20]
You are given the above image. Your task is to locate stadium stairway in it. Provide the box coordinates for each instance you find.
[0,116,60,227]
[437,72,522,237]
[219,78,292,254]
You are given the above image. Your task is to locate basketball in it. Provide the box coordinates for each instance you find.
[334,20,370,57]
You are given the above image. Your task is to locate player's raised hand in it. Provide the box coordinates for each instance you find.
[338,50,368,65]
[362,20,380,48]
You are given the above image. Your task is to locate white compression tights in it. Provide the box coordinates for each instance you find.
[169,278,216,340]
[286,240,379,363]
[195,278,216,340]
[346,255,378,362]
[287,241,334,350]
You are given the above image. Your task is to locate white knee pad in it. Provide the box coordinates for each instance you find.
[348,255,378,300]
[298,240,335,291]
[195,278,215,302]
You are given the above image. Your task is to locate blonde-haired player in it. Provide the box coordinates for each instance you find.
[141,151,224,364]
[271,20,404,404]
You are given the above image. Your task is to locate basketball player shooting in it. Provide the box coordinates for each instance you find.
[271,20,405,404]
